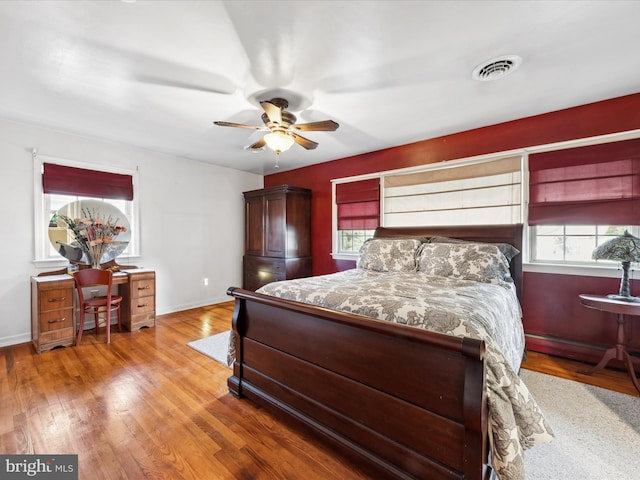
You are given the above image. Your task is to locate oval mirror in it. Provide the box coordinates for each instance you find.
[49,199,131,266]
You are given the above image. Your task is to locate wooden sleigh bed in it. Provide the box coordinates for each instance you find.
[226,225,531,480]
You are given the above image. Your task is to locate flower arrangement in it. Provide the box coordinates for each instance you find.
[59,208,128,268]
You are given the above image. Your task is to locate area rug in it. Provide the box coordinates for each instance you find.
[520,369,640,479]
[187,330,231,367]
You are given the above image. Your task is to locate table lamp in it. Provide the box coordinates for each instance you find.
[592,230,640,302]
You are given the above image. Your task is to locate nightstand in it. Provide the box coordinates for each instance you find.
[579,294,640,394]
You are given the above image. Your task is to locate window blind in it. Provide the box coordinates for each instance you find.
[335,178,380,230]
[528,138,640,225]
[43,163,134,201]
[383,156,522,227]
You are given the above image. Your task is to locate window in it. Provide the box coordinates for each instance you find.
[334,179,380,255]
[337,229,376,254]
[531,225,636,264]
[45,194,135,259]
[34,153,139,265]
[528,138,640,265]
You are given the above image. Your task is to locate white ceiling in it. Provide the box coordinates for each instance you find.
[1,1,639,175]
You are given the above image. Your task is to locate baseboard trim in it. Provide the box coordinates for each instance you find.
[525,334,607,365]
[0,332,32,349]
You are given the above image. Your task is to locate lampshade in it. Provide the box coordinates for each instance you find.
[264,132,294,154]
[592,231,640,262]
[592,230,640,302]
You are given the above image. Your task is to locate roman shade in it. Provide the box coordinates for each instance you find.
[43,163,134,201]
[528,138,640,225]
[383,156,522,226]
[335,178,380,230]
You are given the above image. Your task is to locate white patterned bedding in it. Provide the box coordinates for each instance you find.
[254,268,554,480]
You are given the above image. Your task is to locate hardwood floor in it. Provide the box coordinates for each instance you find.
[521,349,639,397]
[1,302,637,479]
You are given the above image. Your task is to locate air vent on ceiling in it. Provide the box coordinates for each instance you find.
[472,55,522,81]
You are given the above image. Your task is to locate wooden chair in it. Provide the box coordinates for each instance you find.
[74,268,122,345]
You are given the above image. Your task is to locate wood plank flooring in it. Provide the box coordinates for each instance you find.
[1,302,637,479]
[521,349,639,397]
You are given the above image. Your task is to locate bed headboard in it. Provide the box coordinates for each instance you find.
[374,224,523,300]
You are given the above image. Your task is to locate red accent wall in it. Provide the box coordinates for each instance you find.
[265,93,640,363]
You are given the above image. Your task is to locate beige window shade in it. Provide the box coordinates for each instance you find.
[383,156,522,227]
[384,156,521,187]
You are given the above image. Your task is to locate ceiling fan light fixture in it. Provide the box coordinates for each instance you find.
[264,132,294,153]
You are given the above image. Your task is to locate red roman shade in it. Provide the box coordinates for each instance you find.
[528,138,640,225]
[335,178,380,230]
[43,163,134,201]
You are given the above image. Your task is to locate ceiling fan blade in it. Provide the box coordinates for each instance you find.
[292,120,340,132]
[291,132,318,150]
[214,121,265,130]
[246,138,266,150]
[260,101,283,124]
[135,75,234,95]
[82,39,238,95]
[223,2,295,87]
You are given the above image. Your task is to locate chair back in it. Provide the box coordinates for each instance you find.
[74,268,114,303]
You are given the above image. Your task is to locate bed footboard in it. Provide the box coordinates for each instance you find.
[227,287,490,480]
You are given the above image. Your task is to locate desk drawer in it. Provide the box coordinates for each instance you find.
[39,287,74,312]
[39,308,74,333]
[130,313,155,330]
[130,277,155,299]
[131,297,155,315]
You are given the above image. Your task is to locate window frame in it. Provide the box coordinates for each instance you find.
[529,224,640,265]
[524,134,640,277]
[33,151,140,268]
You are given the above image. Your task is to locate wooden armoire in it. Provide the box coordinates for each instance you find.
[243,185,312,291]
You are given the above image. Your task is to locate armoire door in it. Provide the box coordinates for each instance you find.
[263,192,286,257]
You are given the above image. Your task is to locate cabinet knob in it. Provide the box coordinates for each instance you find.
[48,297,66,302]
[48,317,66,324]
[138,285,150,290]
[138,303,149,308]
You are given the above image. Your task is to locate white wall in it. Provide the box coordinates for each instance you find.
[0,117,262,347]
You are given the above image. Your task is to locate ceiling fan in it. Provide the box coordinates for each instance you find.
[214,98,339,155]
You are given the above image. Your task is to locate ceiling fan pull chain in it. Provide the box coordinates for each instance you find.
[274,152,280,169]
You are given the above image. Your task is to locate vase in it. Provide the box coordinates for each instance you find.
[89,254,102,270]
[89,245,106,269]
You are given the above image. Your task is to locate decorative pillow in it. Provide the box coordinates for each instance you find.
[417,242,512,283]
[428,236,520,262]
[357,238,422,272]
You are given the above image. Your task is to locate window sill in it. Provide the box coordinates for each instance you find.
[523,262,632,279]
[331,252,359,262]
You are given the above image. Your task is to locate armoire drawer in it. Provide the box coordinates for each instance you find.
[243,256,285,274]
